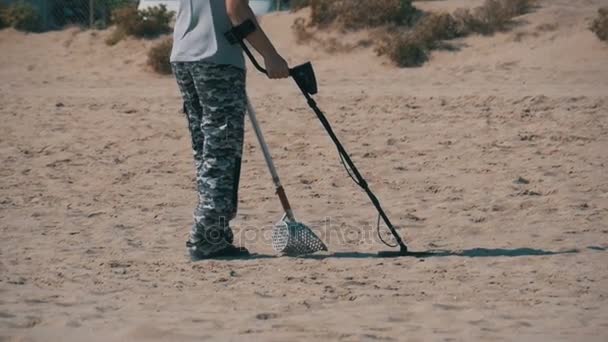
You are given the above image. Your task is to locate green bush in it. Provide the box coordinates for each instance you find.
[590,7,608,41]
[147,37,173,74]
[108,4,174,43]
[1,1,42,32]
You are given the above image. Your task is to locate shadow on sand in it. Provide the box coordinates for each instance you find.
[197,247,590,261]
[297,247,580,260]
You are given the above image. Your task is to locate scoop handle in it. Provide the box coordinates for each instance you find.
[246,98,297,222]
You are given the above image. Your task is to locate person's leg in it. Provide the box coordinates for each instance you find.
[188,62,247,256]
[172,62,215,251]
[172,62,205,179]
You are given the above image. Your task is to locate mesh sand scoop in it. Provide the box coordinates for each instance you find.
[272,217,328,256]
[247,99,328,256]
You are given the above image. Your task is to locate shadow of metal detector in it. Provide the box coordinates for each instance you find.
[226,20,412,257]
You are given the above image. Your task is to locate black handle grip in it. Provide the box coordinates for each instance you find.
[225,20,318,95]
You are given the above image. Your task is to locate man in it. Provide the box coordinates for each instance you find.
[170,0,289,260]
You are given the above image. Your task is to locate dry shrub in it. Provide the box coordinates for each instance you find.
[452,8,482,35]
[105,27,127,46]
[295,0,536,67]
[292,17,315,43]
[107,4,174,44]
[0,0,42,32]
[413,12,459,43]
[455,0,535,35]
[590,7,608,41]
[306,0,419,29]
[292,17,366,53]
[376,12,458,67]
[308,0,338,27]
[503,0,535,16]
[376,30,427,67]
[535,22,558,32]
[473,0,516,33]
[147,37,173,75]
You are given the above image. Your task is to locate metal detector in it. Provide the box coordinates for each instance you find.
[226,20,410,257]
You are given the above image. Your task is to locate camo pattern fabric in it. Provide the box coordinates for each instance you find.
[171,61,246,254]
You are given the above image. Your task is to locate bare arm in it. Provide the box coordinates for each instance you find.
[226,0,289,79]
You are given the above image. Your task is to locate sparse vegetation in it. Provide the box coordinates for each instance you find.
[451,0,536,36]
[0,3,7,29]
[147,37,173,75]
[590,7,608,41]
[0,0,42,32]
[376,31,427,67]
[106,4,174,45]
[105,27,126,45]
[292,17,313,43]
[304,0,419,29]
[375,12,459,67]
[293,0,536,67]
[535,22,558,32]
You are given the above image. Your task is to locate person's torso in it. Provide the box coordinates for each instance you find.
[170,0,245,69]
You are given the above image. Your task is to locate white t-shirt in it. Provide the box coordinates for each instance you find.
[170,0,245,69]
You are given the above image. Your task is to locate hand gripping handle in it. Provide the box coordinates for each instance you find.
[225,19,318,95]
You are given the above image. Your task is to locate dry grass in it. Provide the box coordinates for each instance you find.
[105,28,127,46]
[535,22,558,32]
[304,0,419,30]
[106,4,174,45]
[454,0,535,35]
[590,7,608,41]
[292,17,315,43]
[375,31,427,67]
[292,15,374,53]
[375,12,458,67]
[294,0,536,67]
[147,37,173,75]
[413,12,460,43]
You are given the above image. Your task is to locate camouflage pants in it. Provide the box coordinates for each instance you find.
[171,61,246,248]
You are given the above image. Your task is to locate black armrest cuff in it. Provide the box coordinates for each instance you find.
[225,19,257,45]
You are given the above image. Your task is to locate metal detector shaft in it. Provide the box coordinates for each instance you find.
[295,89,408,253]
[246,98,296,222]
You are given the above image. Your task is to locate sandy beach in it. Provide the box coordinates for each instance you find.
[1,0,607,340]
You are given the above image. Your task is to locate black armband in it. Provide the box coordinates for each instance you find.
[225,19,257,45]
